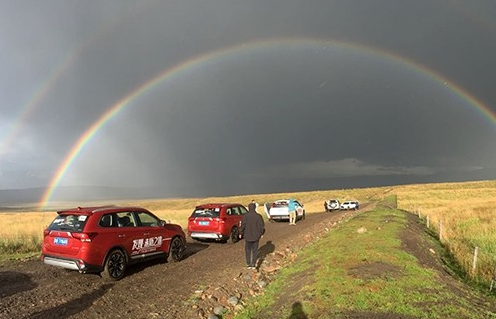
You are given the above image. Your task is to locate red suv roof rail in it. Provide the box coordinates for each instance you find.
[56,205,117,214]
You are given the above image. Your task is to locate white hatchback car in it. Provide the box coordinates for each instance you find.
[340,201,359,210]
[264,200,305,222]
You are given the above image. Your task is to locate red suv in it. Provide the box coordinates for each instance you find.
[187,203,247,243]
[41,206,186,280]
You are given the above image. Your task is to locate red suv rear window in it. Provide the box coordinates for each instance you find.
[48,214,89,232]
[191,207,221,218]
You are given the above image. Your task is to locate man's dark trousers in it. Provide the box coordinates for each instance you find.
[245,240,259,267]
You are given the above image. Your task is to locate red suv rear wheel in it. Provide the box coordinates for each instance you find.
[102,249,127,281]
[230,226,240,243]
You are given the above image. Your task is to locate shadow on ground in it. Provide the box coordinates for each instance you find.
[0,271,37,298]
[29,283,113,319]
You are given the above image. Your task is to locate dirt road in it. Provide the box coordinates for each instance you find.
[0,208,362,319]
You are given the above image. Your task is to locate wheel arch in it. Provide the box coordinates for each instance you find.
[102,245,128,268]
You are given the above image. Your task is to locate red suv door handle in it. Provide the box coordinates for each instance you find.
[118,234,126,238]
[143,232,150,236]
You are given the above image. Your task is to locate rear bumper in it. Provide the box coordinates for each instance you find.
[269,215,289,220]
[189,232,226,240]
[41,255,101,273]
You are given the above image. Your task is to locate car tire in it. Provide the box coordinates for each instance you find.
[168,237,184,262]
[102,249,126,281]
[230,226,240,243]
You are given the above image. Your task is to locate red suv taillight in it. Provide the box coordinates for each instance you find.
[71,232,98,242]
[43,229,51,237]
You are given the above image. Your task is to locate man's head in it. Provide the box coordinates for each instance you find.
[248,201,256,212]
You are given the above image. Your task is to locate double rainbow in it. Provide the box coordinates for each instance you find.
[38,37,496,209]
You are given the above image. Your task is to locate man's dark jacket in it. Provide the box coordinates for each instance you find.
[240,203,265,242]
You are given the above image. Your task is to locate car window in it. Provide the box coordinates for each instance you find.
[136,211,160,227]
[236,206,248,215]
[99,213,118,228]
[191,207,220,218]
[48,214,88,232]
[273,201,288,207]
[230,206,241,215]
[226,207,234,216]
[116,212,137,227]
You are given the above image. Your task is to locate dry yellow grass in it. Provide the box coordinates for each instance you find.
[0,212,56,242]
[396,180,496,283]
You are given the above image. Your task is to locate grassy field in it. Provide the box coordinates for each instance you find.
[232,203,496,319]
[1,180,496,285]
[395,180,496,284]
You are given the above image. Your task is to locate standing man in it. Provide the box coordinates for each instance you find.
[288,199,297,225]
[240,200,265,270]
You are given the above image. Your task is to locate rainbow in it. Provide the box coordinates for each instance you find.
[0,59,73,158]
[38,37,496,209]
[0,0,158,159]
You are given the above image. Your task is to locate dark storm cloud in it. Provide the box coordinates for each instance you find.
[1,0,496,200]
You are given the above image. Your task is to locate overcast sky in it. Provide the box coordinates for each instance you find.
[1,0,496,201]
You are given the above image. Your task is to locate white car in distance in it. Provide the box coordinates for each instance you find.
[340,201,359,210]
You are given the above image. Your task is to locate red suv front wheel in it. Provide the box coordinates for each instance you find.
[168,237,185,262]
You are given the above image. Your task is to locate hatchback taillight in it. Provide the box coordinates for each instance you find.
[43,229,51,237]
[72,232,98,242]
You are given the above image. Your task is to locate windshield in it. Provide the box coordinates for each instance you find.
[48,214,88,232]
[191,208,220,218]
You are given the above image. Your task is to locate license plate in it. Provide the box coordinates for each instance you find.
[199,221,209,226]
[54,237,68,245]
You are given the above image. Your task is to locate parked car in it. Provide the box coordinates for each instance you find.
[340,201,359,210]
[326,199,341,212]
[41,206,186,280]
[187,203,247,243]
[265,199,305,222]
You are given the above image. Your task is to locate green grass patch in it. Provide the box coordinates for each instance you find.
[0,236,41,263]
[233,208,496,319]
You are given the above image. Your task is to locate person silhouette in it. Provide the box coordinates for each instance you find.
[289,301,308,319]
[240,200,265,269]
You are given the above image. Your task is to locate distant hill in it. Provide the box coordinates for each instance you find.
[0,186,172,206]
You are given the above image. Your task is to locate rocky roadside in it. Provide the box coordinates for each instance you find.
[185,208,364,319]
